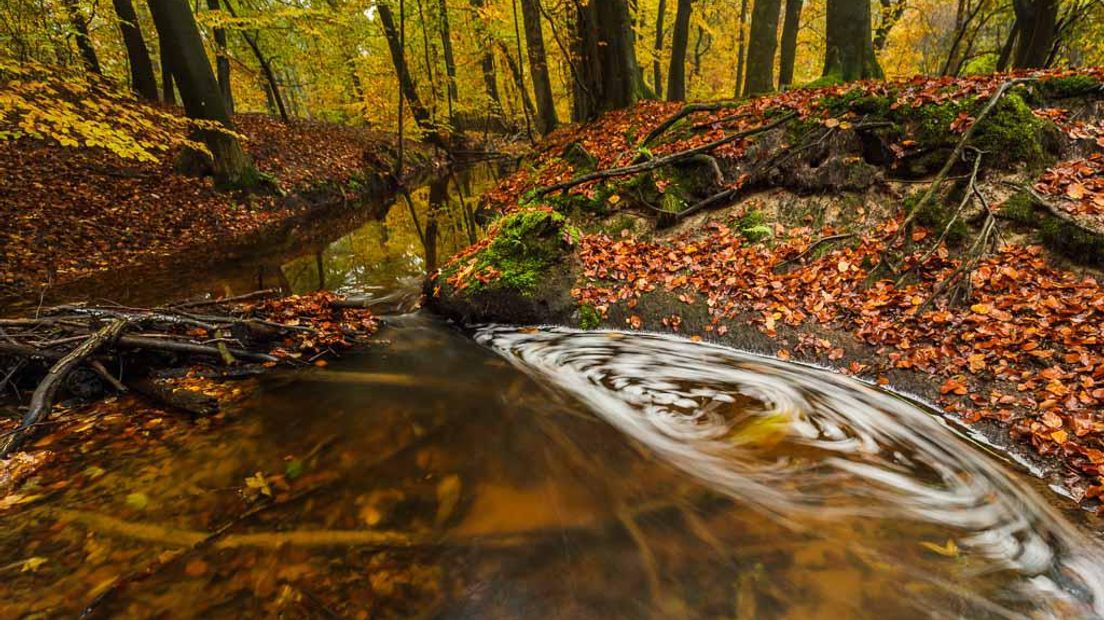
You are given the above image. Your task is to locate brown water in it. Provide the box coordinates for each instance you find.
[3,164,1104,619]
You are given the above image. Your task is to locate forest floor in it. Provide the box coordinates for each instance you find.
[0,81,444,307]
[431,68,1104,506]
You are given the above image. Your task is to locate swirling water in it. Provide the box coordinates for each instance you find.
[476,326,1104,619]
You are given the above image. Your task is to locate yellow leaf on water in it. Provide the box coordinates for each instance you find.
[20,557,46,573]
[919,539,959,558]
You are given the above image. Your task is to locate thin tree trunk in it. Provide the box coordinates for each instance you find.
[222,0,287,120]
[377,0,441,142]
[437,0,458,119]
[996,21,1019,71]
[63,0,101,75]
[778,0,802,88]
[147,0,257,187]
[873,0,907,51]
[206,0,233,114]
[744,0,782,95]
[510,0,533,139]
[112,0,159,99]
[666,0,692,101]
[469,0,503,114]
[734,0,748,96]
[652,0,666,99]
[520,0,558,133]
[497,39,536,139]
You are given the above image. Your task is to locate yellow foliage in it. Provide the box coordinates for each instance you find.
[0,61,217,161]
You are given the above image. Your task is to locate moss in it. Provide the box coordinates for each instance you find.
[1035,75,1103,100]
[820,89,894,117]
[451,209,574,295]
[804,73,844,89]
[1000,191,1104,264]
[998,191,1039,224]
[578,304,601,329]
[596,213,642,237]
[971,94,1048,167]
[736,210,773,243]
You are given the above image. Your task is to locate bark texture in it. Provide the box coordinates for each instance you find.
[778,0,803,88]
[571,0,642,122]
[1012,0,1058,68]
[666,0,692,101]
[520,0,558,132]
[823,0,883,81]
[744,0,782,95]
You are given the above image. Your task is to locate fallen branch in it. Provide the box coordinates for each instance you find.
[534,112,797,198]
[0,319,128,457]
[639,102,739,149]
[899,78,1034,233]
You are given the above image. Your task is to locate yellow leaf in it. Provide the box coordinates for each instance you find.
[919,539,959,558]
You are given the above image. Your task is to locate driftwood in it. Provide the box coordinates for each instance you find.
[1,292,371,455]
[0,319,128,457]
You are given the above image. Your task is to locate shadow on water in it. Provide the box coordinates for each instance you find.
[3,163,1104,618]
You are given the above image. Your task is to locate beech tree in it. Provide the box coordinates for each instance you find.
[666,0,693,101]
[519,0,558,132]
[823,0,882,82]
[571,0,642,122]
[147,0,257,187]
[778,0,803,88]
[744,0,782,94]
[63,0,101,75]
[112,0,158,100]
[1012,0,1059,68]
[205,0,232,114]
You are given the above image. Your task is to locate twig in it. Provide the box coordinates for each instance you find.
[773,233,856,271]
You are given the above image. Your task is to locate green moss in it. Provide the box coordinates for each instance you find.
[578,304,601,329]
[972,94,1048,167]
[820,89,893,117]
[804,73,844,89]
[998,191,1039,224]
[1035,75,1103,100]
[736,210,773,243]
[1000,191,1104,264]
[453,209,573,295]
[597,213,642,237]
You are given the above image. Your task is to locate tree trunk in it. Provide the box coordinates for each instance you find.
[147,0,257,188]
[822,0,883,81]
[778,0,802,88]
[1012,0,1057,68]
[377,0,442,143]
[996,21,1019,71]
[666,0,692,101]
[160,43,176,103]
[63,0,101,75]
[113,0,158,99]
[734,0,748,96]
[437,0,459,115]
[206,0,233,114]
[519,0,558,133]
[571,0,642,122]
[219,0,285,120]
[873,0,907,51]
[652,0,666,98]
[497,40,537,135]
[469,0,503,114]
[744,0,782,95]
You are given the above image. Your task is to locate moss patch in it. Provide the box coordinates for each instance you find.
[1035,75,1103,100]
[441,209,577,296]
[578,303,602,329]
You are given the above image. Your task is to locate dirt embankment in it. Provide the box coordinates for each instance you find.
[0,76,444,308]
[428,69,1104,506]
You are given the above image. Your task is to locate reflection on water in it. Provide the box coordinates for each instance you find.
[4,165,1104,618]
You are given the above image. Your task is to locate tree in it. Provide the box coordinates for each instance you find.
[1012,0,1058,68]
[63,0,101,75]
[377,0,442,142]
[734,0,748,96]
[469,0,504,115]
[147,0,258,187]
[437,0,459,117]
[744,0,782,94]
[823,0,883,81]
[571,0,642,122]
[519,0,558,132]
[220,0,287,120]
[667,0,692,100]
[653,0,667,98]
[112,0,159,99]
[778,0,803,88]
[206,0,233,114]
[160,44,176,103]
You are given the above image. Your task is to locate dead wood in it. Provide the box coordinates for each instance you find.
[0,318,128,457]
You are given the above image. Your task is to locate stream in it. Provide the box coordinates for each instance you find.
[3,163,1104,618]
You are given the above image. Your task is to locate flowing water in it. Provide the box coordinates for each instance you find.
[3,163,1104,618]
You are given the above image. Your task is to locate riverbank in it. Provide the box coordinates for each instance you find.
[0,72,445,308]
[429,68,1104,506]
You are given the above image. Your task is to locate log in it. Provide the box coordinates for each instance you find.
[117,335,279,363]
[0,319,129,457]
[128,377,218,417]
